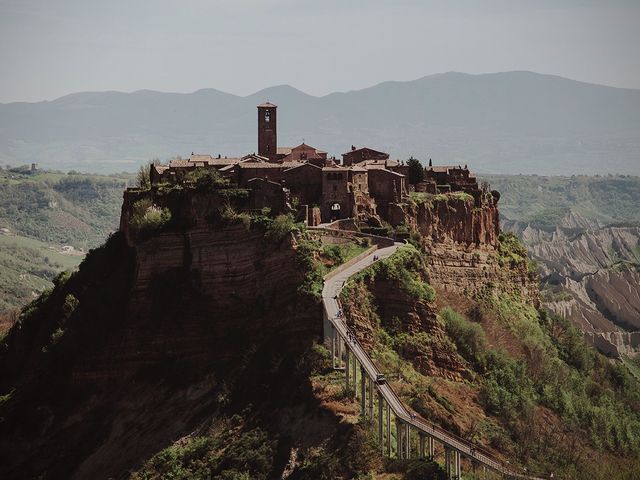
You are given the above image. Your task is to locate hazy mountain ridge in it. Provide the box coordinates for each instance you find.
[2,71,639,174]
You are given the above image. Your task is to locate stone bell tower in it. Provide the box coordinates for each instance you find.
[257,102,277,161]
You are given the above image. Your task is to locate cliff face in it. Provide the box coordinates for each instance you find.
[342,267,468,383]
[387,196,500,247]
[505,220,640,356]
[426,244,539,303]
[385,195,537,305]
[0,191,320,479]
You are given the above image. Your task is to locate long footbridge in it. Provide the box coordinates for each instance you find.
[320,234,546,480]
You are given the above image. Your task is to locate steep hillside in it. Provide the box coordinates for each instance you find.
[2,72,640,175]
[1,175,639,479]
[485,175,640,356]
[0,168,130,315]
[0,216,321,478]
[337,247,640,479]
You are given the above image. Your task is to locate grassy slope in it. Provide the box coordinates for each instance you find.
[337,247,640,479]
[0,168,132,314]
[0,234,83,312]
[0,168,132,247]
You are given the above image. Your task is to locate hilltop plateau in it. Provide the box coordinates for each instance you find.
[1,167,639,479]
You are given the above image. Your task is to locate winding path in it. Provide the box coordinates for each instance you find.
[321,241,545,480]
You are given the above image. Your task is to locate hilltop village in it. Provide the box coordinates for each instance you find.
[149,103,486,227]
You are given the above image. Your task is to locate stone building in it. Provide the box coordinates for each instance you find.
[342,146,389,166]
[257,102,278,160]
[282,162,323,207]
[424,161,478,192]
[148,102,485,225]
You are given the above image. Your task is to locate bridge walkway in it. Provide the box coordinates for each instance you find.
[321,240,546,480]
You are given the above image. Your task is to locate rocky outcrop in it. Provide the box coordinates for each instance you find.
[504,219,640,356]
[426,244,539,305]
[386,195,500,247]
[386,195,538,306]
[342,275,467,381]
[0,190,321,479]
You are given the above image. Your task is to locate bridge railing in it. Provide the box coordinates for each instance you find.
[322,245,547,480]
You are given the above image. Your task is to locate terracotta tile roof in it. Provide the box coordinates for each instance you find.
[257,102,277,108]
[239,161,302,169]
[342,146,389,157]
[154,165,169,174]
[367,167,404,177]
[322,166,347,172]
[349,166,368,172]
[361,159,400,168]
[241,153,271,163]
[283,162,322,172]
[169,159,191,167]
[247,177,283,187]
[207,158,241,165]
[190,154,214,162]
[291,142,326,153]
[277,147,292,155]
[427,166,464,173]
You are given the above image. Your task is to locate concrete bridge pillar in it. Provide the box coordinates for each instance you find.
[331,328,336,369]
[454,450,461,479]
[386,402,391,457]
[445,448,462,479]
[396,418,403,459]
[353,356,358,396]
[345,348,350,390]
[377,391,384,452]
[419,433,425,458]
[360,365,366,416]
[428,435,434,459]
[368,377,374,419]
[405,423,411,459]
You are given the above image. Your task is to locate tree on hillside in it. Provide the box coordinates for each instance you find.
[137,159,158,189]
[407,157,424,185]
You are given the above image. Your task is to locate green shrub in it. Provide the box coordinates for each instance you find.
[264,213,298,243]
[404,459,446,480]
[301,343,331,374]
[296,239,325,300]
[184,168,229,190]
[480,349,536,421]
[129,199,172,233]
[62,293,79,318]
[450,191,474,202]
[132,426,274,480]
[344,425,383,476]
[371,247,435,302]
[296,447,340,480]
[440,307,487,367]
[497,232,529,267]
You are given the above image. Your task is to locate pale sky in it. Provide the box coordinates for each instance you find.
[1,0,639,103]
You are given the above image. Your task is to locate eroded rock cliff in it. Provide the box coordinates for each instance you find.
[505,219,640,356]
[0,189,321,479]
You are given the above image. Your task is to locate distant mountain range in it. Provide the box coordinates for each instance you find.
[1,71,639,175]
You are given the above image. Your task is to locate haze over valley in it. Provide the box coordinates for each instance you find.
[2,71,640,176]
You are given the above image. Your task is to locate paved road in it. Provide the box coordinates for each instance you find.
[322,243,545,480]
